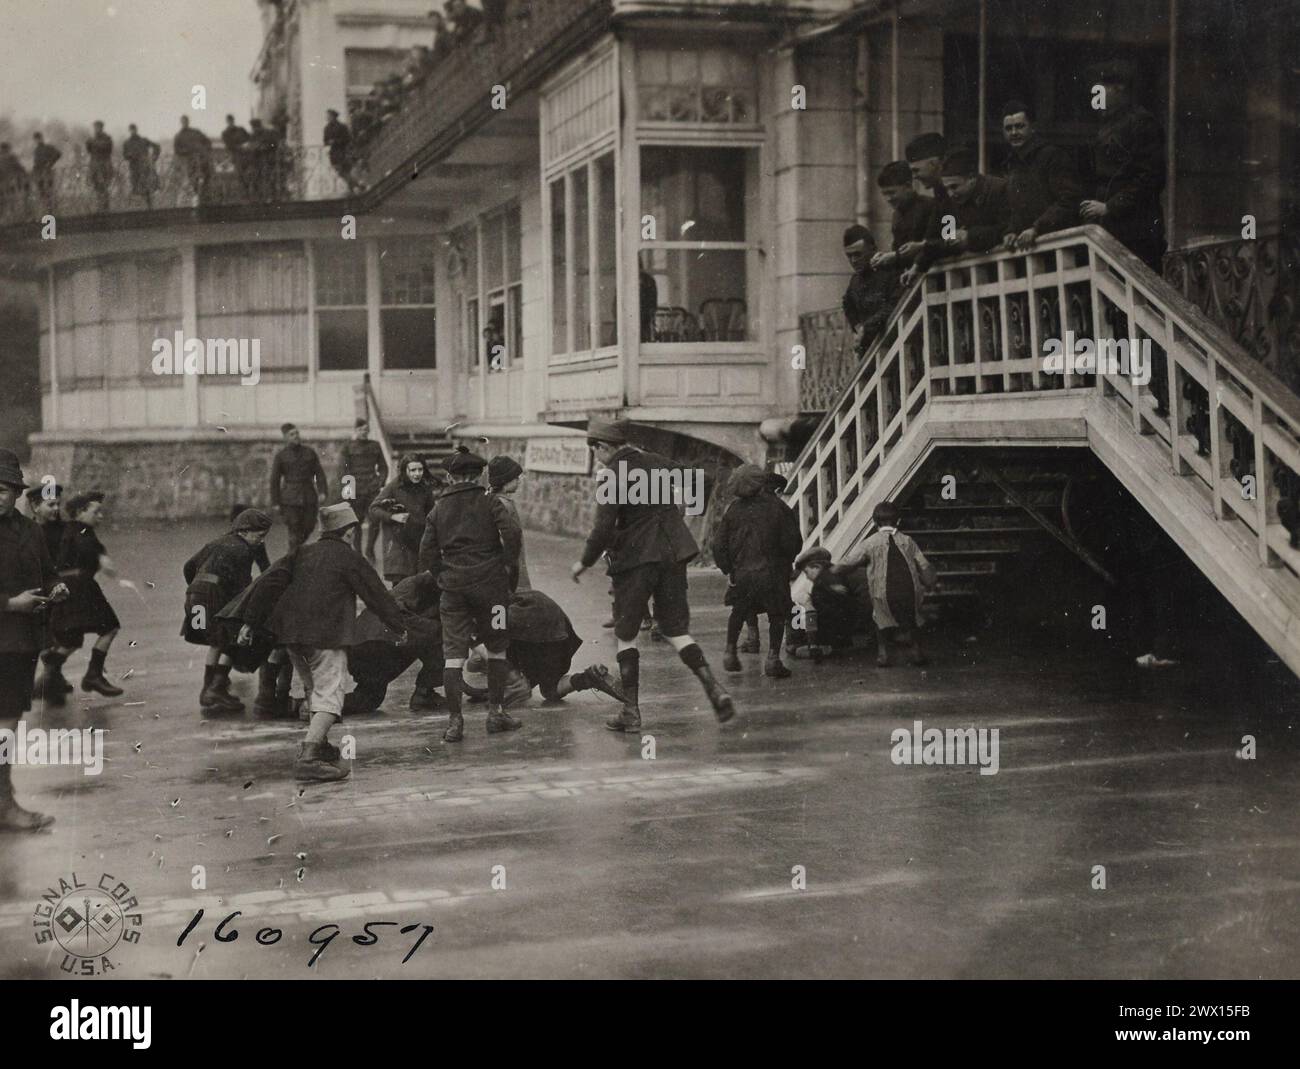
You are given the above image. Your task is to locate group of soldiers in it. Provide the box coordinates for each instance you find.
[841,59,1167,359]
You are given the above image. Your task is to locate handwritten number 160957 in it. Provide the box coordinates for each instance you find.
[177,908,435,967]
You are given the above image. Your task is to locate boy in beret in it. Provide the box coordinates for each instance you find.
[47,491,125,699]
[488,454,529,589]
[418,448,523,741]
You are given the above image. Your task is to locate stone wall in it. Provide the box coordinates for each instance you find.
[26,435,351,520]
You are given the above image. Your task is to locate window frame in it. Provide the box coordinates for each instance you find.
[377,237,437,372]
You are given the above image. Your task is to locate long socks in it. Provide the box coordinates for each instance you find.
[725,609,745,647]
[616,648,639,708]
[443,667,463,716]
[486,658,508,707]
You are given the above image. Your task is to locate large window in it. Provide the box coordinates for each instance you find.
[314,243,367,371]
[379,239,436,370]
[639,145,757,343]
[637,45,757,126]
[481,206,522,367]
[548,151,618,357]
[196,242,308,379]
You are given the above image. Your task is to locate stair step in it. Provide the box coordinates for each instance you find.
[934,564,998,577]
[911,526,1041,536]
[923,547,1020,558]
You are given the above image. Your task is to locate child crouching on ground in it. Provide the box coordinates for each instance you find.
[840,501,937,666]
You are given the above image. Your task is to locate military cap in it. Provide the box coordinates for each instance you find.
[843,224,873,249]
[941,148,979,177]
[24,482,61,502]
[904,132,947,162]
[877,160,914,187]
[446,448,487,475]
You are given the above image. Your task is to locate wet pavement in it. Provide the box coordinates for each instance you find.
[1,520,1297,979]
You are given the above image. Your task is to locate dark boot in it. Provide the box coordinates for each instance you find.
[577,664,626,704]
[294,741,348,782]
[209,665,245,711]
[37,652,69,706]
[82,648,124,697]
[763,654,792,679]
[409,686,442,712]
[739,623,761,654]
[722,644,742,672]
[486,705,522,733]
[442,668,464,742]
[0,761,55,832]
[679,645,734,723]
[607,649,641,732]
[251,661,281,718]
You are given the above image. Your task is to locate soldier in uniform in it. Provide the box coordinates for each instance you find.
[1080,60,1167,272]
[0,450,68,831]
[999,99,1083,250]
[570,420,735,730]
[338,419,388,562]
[180,508,273,714]
[871,160,937,272]
[418,448,523,741]
[122,124,160,207]
[905,132,950,207]
[85,121,113,212]
[270,422,329,554]
[174,116,213,203]
[31,132,60,215]
[840,225,900,358]
[906,147,1009,282]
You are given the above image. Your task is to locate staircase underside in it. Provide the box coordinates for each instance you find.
[822,391,1300,678]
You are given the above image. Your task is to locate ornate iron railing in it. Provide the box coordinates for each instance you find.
[786,226,1300,588]
[1163,232,1300,394]
[360,0,612,191]
[797,306,859,413]
[0,145,350,223]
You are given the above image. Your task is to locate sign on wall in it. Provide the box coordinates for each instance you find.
[524,436,591,475]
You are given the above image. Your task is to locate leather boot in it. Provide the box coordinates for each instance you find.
[294,741,348,782]
[605,704,641,732]
[763,654,792,679]
[691,663,735,723]
[82,648,124,698]
[485,705,522,733]
[722,645,742,672]
[209,666,245,712]
[443,712,464,742]
[409,687,442,712]
[579,664,626,704]
[251,661,280,718]
[739,627,761,654]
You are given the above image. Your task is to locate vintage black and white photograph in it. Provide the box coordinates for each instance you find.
[0,0,1295,998]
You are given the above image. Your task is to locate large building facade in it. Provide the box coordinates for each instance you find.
[1,0,1295,541]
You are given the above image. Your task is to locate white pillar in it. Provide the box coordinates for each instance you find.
[181,245,199,426]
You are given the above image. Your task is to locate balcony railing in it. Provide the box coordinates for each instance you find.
[0,145,351,224]
[1163,232,1300,393]
[797,306,859,413]
[360,0,612,190]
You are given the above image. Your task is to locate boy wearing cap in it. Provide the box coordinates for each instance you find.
[572,420,735,729]
[418,448,524,742]
[487,454,529,590]
[48,491,125,699]
[0,450,68,830]
[267,502,409,781]
[181,508,273,714]
[338,419,389,563]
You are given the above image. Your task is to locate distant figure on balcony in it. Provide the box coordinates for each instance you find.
[85,121,113,212]
[871,160,936,273]
[31,133,60,215]
[248,118,279,202]
[323,109,357,193]
[904,148,1009,284]
[221,114,252,197]
[841,225,900,358]
[445,0,484,46]
[905,132,949,208]
[402,46,435,90]
[270,423,330,555]
[1080,60,1168,273]
[122,125,161,208]
[428,11,454,61]
[999,99,1083,251]
[174,116,213,203]
[0,143,29,221]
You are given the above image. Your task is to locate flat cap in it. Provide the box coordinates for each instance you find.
[586,419,628,446]
[795,546,832,569]
[232,507,273,533]
[940,147,978,177]
[446,449,487,475]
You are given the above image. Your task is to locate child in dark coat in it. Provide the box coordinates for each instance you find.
[46,491,124,698]
[712,464,804,678]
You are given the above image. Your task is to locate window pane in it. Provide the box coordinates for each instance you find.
[380,239,435,305]
[318,308,368,369]
[641,146,747,242]
[504,205,521,283]
[641,249,750,342]
[381,308,436,370]
[315,243,367,306]
[572,166,590,351]
[485,298,505,368]
[595,153,618,347]
[550,177,567,353]
[483,213,504,292]
[508,284,523,366]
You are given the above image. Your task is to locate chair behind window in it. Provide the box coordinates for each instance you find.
[653,305,699,342]
[699,298,747,341]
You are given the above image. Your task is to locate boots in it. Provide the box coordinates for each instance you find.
[251,661,282,718]
[763,654,792,679]
[692,663,735,723]
[294,741,349,782]
[202,665,244,714]
[486,705,522,733]
[443,712,464,742]
[82,648,124,698]
[722,645,742,672]
[739,625,761,654]
[36,652,70,706]
[0,762,55,832]
[605,704,641,732]
[409,686,442,712]
[580,664,627,704]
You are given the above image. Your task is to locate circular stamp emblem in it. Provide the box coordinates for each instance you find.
[33,872,142,975]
